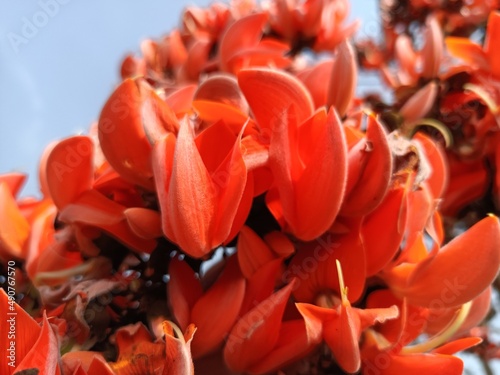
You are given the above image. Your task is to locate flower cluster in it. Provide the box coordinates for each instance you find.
[2,1,500,374]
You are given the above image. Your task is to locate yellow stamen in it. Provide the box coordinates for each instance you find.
[164,320,186,343]
[400,301,472,354]
[406,118,453,148]
[33,261,94,286]
[335,259,349,305]
[463,83,499,116]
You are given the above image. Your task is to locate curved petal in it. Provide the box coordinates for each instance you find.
[328,40,357,117]
[219,13,269,73]
[62,351,114,375]
[168,258,203,331]
[341,114,392,216]
[191,257,245,358]
[365,289,427,346]
[45,136,94,209]
[210,124,249,248]
[267,108,347,240]
[240,258,282,316]
[160,118,217,256]
[297,60,334,108]
[0,183,30,260]
[0,172,26,197]
[182,38,212,81]
[163,322,196,375]
[0,289,41,375]
[421,15,443,79]
[238,68,314,131]
[98,79,177,189]
[192,101,249,134]
[194,74,248,114]
[247,318,321,374]
[59,189,125,227]
[124,207,162,239]
[164,84,197,116]
[290,227,366,303]
[445,37,488,71]
[224,281,295,372]
[432,337,482,355]
[362,187,407,276]
[484,11,500,77]
[361,346,463,375]
[237,225,276,279]
[386,216,500,308]
[14,313,61,375]
[399,82,438,123]
[425,287,491,336]
[413,133,448,199]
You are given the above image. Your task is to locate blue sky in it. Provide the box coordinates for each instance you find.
[0,0,380,196]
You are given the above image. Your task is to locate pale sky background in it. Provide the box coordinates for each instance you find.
[0,1,499,373]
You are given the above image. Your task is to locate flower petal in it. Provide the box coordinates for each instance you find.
[161,118,217,256]
[421,15,442,79]
[223,280,295,372]
[163,322,196,375]
[191,257,245,358]
[219,13,268,73]
[168,258,204,331]
[342,114,392,216]
[445,37,488,71]
[399,82,438,123]
[98,78,177,189]
[0,289,41,375]
[237,225,277,279]
[484,11,500,77]
[14,313,61,375]
[124,207,162,239]
[0,183,30,260]
[267,108,347,240]
[362,187,407,276]
[328,40,357,117]
[247,318,321,374]
[238,68,314,131]
[0,172,26,197]
[386,216,500,307]
[290,227,366,303]
[432,337,482,355]
[45,136,94,209]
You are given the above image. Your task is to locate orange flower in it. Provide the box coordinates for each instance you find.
[168,256,245,358]
[0,289,62,375]
[446,11,500,79]
[383,215,500,308]
[97,77,179,190]
[43,135,160,254]
[0,174,30,261]
[108,321,196,375]
[297,261,399,373]
[153,119,252,257]
[224,279,323,374]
